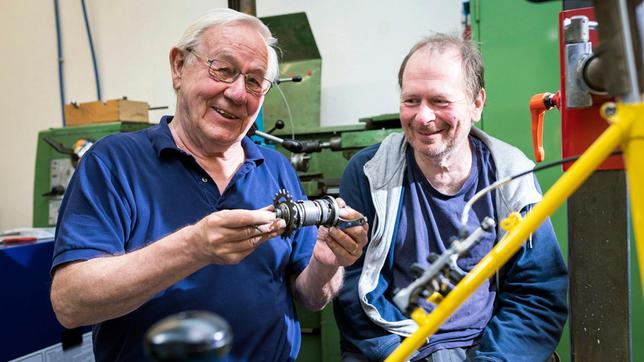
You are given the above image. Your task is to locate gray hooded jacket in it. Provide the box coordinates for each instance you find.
[358,128,543,336]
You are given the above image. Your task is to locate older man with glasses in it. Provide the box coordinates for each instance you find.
[50,8,368,362]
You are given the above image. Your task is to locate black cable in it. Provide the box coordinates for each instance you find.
[511,150,623,180]
[81,0,102,101]
[460,150,624,227]
[54,0,66,126]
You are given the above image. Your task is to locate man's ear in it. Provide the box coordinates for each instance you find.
[170,47,185,90]
[472,88,486,123]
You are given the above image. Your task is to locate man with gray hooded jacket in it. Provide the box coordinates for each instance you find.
[334,34,567,362]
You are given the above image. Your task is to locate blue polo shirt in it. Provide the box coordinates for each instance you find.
[52,116,316,362]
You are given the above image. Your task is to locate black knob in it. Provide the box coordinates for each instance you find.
[42,185,66,197]
[145,311,233,362]
[267,120,285,134]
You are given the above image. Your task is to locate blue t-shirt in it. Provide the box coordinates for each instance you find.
[51,116,316,362]
[394,136,498,359]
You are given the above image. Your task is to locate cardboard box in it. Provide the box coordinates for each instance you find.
[64,99,149,126]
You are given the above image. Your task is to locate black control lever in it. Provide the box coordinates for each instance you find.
[42,185,66,197]
[266,120,285,134]
[248,126,341,154]
[274,75,303,84]
[43,137,74,156]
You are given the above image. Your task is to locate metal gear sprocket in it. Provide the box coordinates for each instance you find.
[273,188,293,209]
[273,189,297,237]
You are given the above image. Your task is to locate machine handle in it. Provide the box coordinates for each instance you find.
[529,92,560,162]
[43,136,74,155]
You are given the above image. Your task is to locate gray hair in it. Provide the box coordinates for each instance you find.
[398,33,484,101]
[176,8,279,81]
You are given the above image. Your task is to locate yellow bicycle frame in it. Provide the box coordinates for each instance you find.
[385,101,644,362]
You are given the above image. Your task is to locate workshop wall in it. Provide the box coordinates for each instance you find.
[0,0,460,230]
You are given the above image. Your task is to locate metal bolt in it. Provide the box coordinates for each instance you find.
[481,217,496,231]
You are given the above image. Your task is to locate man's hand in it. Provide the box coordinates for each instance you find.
[292,198,368,310]
[313,198,369,267]
[51,207,286,328]
[189,208,286,265]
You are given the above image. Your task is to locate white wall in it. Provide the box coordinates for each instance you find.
[0,1,460,230]
[260,0,462,125]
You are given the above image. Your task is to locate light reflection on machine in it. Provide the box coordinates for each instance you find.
[145,311,233,362]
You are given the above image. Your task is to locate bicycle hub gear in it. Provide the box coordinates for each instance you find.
[272,189,341,237]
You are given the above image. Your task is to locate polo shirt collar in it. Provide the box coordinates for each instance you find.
[149,116,178,156]
[241,134,264,165]
[149,115,264,165]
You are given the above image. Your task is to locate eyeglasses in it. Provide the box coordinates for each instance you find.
[187,48,273,96]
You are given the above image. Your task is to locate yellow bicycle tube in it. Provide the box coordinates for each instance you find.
[385,101,641,362]
[608,102,644,294]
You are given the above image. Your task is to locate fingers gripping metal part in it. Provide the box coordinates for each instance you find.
[337,216,368,229]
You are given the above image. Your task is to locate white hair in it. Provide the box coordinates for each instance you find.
[175,8,279,81]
